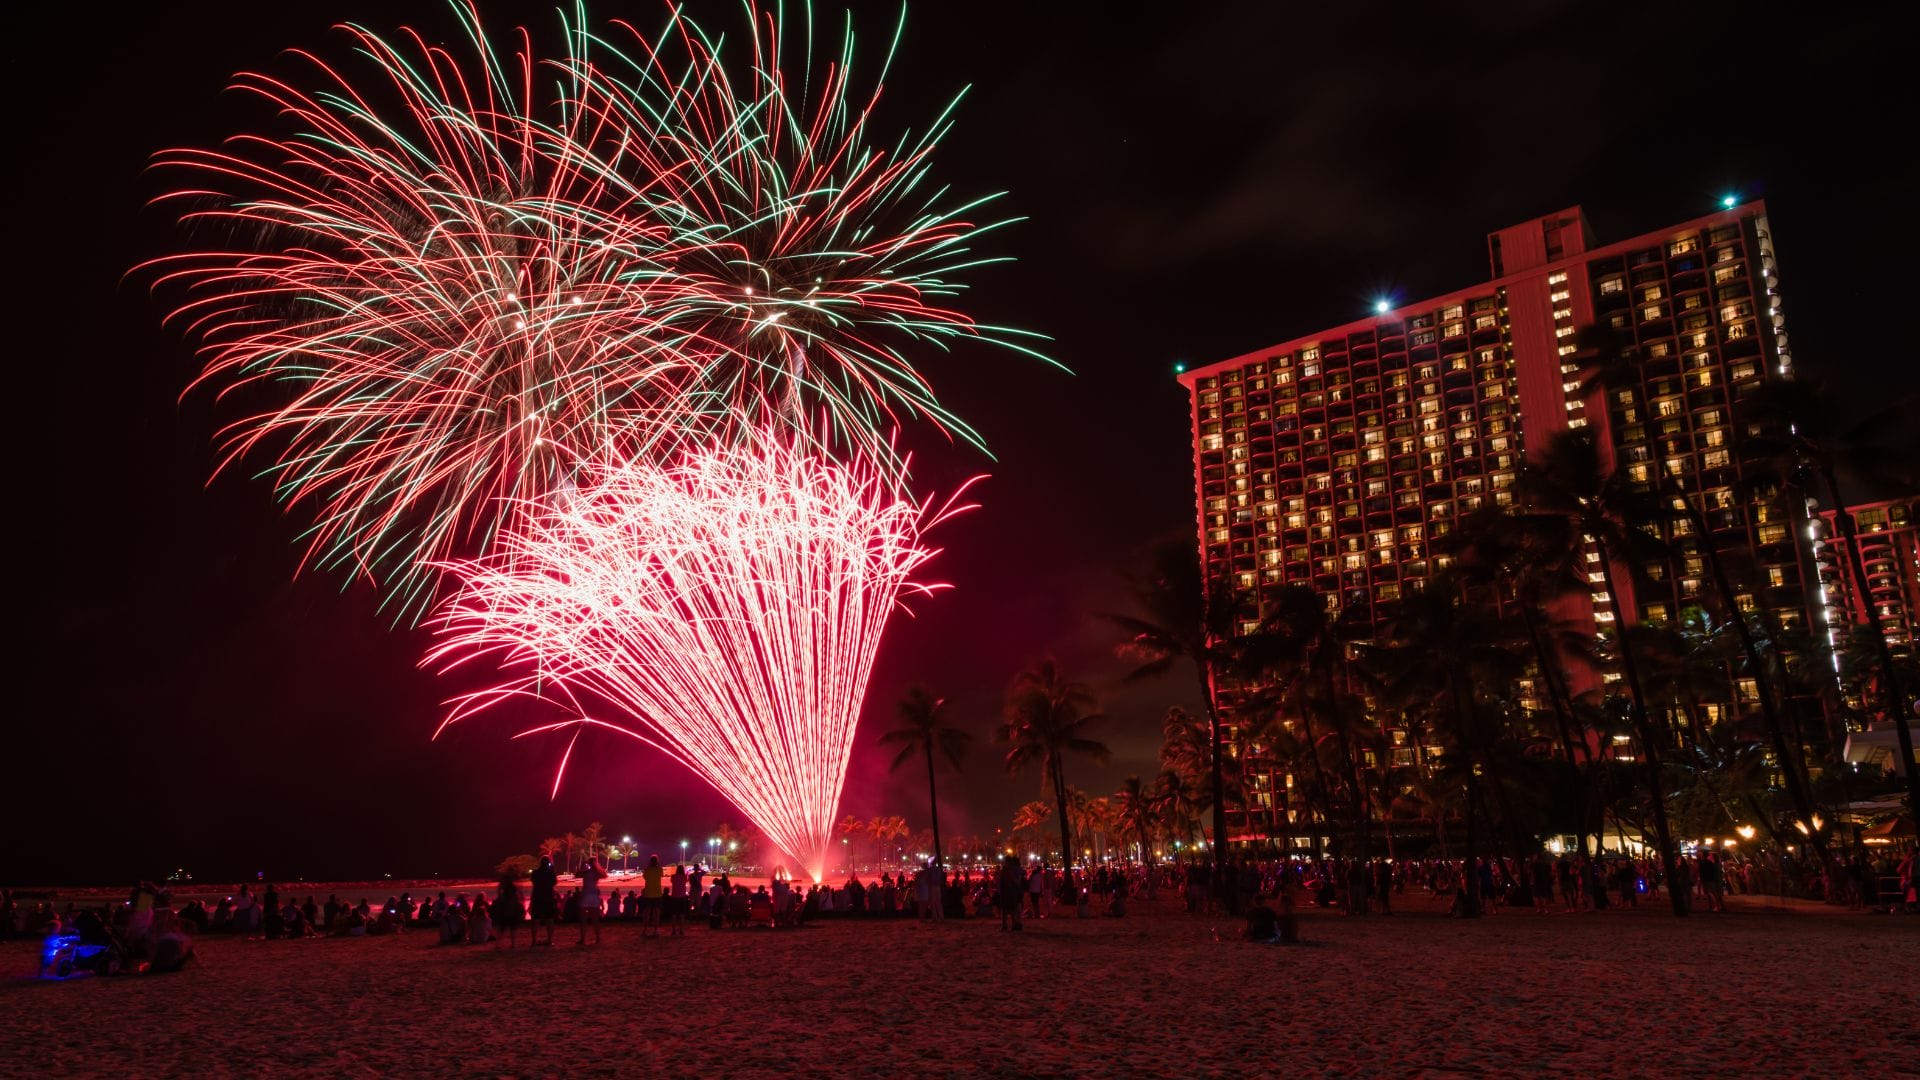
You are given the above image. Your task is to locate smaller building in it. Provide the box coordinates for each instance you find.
[1813,497,1918,651]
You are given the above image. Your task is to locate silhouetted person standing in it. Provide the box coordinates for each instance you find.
[530,856,559,947]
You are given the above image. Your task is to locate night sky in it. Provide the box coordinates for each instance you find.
[12,2,1912,884]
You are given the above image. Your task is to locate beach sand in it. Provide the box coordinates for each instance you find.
[4,893,1915,1077]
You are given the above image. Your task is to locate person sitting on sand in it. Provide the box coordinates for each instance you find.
[494,874,525,948]
[367,903,396,937]
[1243,898,1279,943]
[150,915,196,973]
[439,899,466,944]
[334,901,367,937]
[467,894,493,945]
[1277,869,1302,943]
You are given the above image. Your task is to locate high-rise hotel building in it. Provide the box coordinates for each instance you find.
[1177,201,1816,835]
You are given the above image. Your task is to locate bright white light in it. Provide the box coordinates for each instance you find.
[1373,299,1392,315]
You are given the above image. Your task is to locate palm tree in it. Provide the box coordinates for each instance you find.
[1371,570,1525,915]
[1393,774,1461,856]
[1520,427,1687,915]
[559,831,582,875]
[879,686,972,870]
[1010,801,1054,857]
[581,822,605,869]
[1739,378,1920,822]
[1447,506,1598,855]
[715,822,748,871]
[1061,786,1095,863]
[1233,696,1294,849]
[1251,584,1375,863]
[1113,775,1155,865]
[866,815,909,869]
[1105,538,1244,880]
[998,660,1112,865]
[1159,706,1211,780]
[1572,324,1833,845]
[834,815,864,873]
[1149,767,1205,857]
[538,837,563,867]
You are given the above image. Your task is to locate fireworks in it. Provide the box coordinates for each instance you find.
[148,3,1029,854]
[428,440,970,881]
[148,2,1043,615]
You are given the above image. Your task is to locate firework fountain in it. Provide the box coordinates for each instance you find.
[151,2,1038,864]
[431,442,972,879]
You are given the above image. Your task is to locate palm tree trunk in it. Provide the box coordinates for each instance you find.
[1322,650,1370,870]
[1295,701,1341,858]
[1680,495,1828,845]
[924,743,945,871]
[1051,762,1074,869]
[1196,662,1230,887]
[1820,465,1920,822]
[1521,601,1595,858]
[1445,670,1482,917]
[1594,538,1687,916]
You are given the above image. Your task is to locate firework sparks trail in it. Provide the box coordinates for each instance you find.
[145,1,1047,616]
[427,439,973,881]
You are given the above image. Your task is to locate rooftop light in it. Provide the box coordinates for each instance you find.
[1721,194,1738,209]
[1373,298,1392,315]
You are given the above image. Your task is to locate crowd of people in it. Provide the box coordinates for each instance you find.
[1129,844,1920,922]
[7,841,1913,974]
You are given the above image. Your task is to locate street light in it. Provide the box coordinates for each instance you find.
[621,836,633,874]
[679,839,688,867]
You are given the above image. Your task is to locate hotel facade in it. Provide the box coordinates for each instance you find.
[1176,200,1904,838]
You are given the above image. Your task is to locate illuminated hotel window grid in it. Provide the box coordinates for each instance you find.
[1193,293,1518,630]
[1588,217,1808,635]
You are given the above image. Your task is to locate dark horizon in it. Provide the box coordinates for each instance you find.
[10,1,1914,885]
